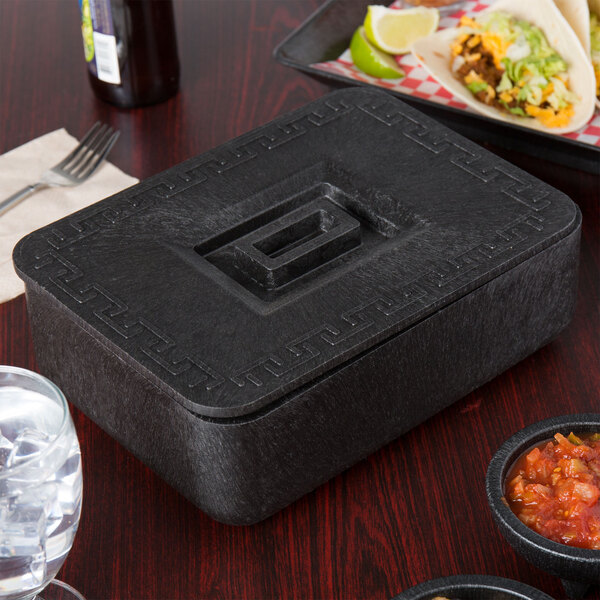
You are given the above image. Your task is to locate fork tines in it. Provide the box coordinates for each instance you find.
[58,122,120,181]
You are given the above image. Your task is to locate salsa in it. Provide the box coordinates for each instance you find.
[505,432,600,550]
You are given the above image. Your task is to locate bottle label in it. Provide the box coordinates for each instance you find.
[79,0,121,85]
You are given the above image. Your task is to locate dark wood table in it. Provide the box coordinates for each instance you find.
[1,1,598,599]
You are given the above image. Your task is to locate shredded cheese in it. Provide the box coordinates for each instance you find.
[485,85,496,102]
[525,104,574,128]
[459,16,480,29]
[465,52,482,63]
[541,82,554,101]
[466,34,481,49]
[480,33,511,70]
[464,70,484,84]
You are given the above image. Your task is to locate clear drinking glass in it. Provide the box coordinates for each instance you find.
[0,366,84,600]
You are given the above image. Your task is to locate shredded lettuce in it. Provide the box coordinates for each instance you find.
[542,55,568,79]
[508,106,526,116]
[516,84,530,102]
[591,13,600,60]
[473,11,573,109]
[548,76,577,109]
[496,71,512,92]
[514,19,555,59]
[498,99,526,116]
[480,11,515,39]
[524,84,543,106]
[467,81,489,94]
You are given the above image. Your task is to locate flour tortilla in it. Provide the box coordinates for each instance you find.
[554,0,600,108]
[582,0,600,108]
[554,0,590,53]
[411,0,596,134]
[562,0,600,108]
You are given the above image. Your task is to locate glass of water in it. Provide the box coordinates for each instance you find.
[0,366,83,600]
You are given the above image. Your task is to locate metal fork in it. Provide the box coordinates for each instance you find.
[0,122,120,216]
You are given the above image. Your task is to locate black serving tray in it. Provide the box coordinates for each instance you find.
[273,0,600,174]
[14,88,581,524]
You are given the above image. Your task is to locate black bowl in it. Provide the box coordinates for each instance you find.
[486,414,600,599]
[393,574,554,599]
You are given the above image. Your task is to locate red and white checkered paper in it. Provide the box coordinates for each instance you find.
[312,0,600,147]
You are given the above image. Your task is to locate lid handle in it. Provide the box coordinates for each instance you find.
[205,198,361,290]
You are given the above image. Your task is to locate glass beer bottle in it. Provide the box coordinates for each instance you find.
[79,0,180,108]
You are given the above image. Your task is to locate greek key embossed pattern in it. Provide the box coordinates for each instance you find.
[18,90,565,411]
[26,96,355,397]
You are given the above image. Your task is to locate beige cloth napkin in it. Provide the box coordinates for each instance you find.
[0,128,138,304]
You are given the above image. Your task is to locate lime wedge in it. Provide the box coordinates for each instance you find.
[364,5,439,55]
[350,26,405,79]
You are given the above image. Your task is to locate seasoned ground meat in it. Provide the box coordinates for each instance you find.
[457,43,502,88]
[456,36,523,113]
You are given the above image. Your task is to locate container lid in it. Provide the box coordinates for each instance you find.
[13,89,579,419]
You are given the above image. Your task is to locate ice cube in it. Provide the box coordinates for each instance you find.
[41,482,63,537]
[0,428,14,470]
[6,428,53,470]
[1,496,47,564]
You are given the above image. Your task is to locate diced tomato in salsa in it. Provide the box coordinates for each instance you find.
[505,432,600,550]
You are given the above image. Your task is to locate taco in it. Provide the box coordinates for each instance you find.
[555,0,600,107]
[587,0,600,107]
[411,0,596,134]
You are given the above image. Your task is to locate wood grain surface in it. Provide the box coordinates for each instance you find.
[0,1,598,599]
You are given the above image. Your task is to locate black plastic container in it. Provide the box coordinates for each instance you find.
[13,89,581,524]
[393,574,555,600]
[486,415,600,599]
